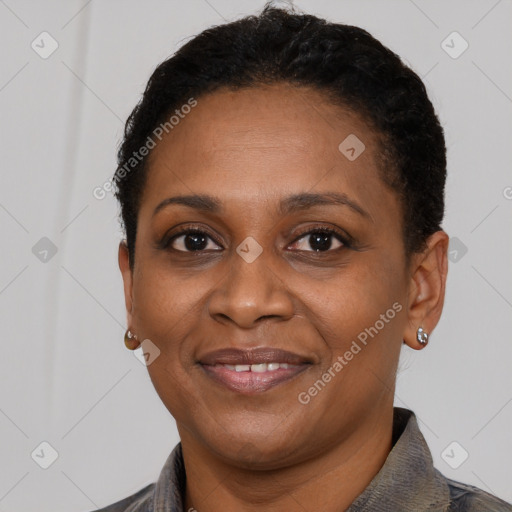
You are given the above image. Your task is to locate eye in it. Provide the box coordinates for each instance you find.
[166,228,222,252]
[162,225,350,254]
[289,228,347,253]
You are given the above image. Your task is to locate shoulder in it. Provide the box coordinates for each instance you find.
[89,443,185,511]
[444,476,512,511]
[90,482,155,512]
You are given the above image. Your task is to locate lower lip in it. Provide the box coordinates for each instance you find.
[200,364,310,393]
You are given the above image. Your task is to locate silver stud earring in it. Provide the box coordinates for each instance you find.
[417,327,429,346]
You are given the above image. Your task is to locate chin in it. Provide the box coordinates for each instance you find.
[201,422,305,470]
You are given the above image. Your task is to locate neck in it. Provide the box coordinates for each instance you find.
[179,406,394,512]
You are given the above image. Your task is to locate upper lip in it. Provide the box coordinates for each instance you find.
[198,347,313,366]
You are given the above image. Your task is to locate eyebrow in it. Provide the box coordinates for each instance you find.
[152,192,370,219]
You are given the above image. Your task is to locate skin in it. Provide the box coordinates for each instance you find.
[119,83,449,511]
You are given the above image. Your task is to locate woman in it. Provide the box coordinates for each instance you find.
[95,4,512,511]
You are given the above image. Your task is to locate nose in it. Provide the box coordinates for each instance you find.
[207,248,295,329]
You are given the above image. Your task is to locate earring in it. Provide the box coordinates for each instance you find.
[124,329,140,350]
[416,326,429,346]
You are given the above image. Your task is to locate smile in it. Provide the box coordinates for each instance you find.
[200,361,310,393]
[198,347,313,393]
[218,362,298,372]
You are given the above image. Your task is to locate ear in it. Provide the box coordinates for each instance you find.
[118,241,134,328]
[403,230,449,350]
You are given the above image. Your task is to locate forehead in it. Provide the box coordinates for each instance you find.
[140,84,393,221]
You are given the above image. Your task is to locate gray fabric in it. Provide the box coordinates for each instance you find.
[92,407,512,511]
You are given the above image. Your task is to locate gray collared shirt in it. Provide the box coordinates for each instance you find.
[93,407,512,511]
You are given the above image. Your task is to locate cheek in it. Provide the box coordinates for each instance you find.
[131,265,210,345]
[131,245,406,356]
[294,261,405,408]
[131,265,213,418]
[297,256,405,350]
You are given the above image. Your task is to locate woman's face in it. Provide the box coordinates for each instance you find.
[120,84,435,468]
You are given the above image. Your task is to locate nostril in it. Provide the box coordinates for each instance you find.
[258,315,280,322]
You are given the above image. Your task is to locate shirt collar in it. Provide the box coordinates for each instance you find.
[152,407,451,512]
[346,407,451,512]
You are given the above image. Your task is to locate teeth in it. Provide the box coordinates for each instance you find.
[223,363,296,372]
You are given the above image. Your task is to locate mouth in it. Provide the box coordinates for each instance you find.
[198,347,313,394]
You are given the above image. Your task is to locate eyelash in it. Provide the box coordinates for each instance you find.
[161,224,352,254]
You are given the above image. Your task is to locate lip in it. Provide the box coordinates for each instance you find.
[199,347,312,366]
[198,347,313,394]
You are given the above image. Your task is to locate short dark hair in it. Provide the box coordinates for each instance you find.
[114,3,446,269]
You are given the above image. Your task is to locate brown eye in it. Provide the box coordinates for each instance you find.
[166,228,222,252]
[289,228,347,253]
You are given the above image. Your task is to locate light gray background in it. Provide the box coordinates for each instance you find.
[1,1,511,510]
